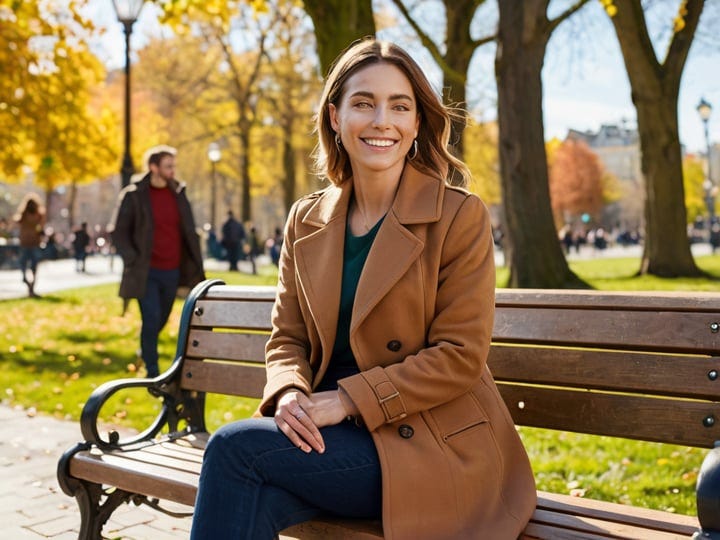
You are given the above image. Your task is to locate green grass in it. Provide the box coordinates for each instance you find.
[0,267,275,436]
[496,254,720,290]
[3,255,720,517]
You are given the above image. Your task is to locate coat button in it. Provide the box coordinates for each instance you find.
[387,340,402,352]
[398,424,414,439]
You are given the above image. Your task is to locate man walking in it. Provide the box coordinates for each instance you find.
[111,145,205,377]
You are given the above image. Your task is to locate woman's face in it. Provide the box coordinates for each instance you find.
[329,62,419,178]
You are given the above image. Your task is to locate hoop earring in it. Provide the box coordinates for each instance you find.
[407,139,418,161]
[335,133,342,150]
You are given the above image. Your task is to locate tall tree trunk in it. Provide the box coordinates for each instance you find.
[391,0,488,167]
[607,0,704,277]
[240,129,251,223]
[636,92,701,276]
[282,123,296,214]
[303,0,375,74]
[496,0,587,288]
[441,0,476,172]
[68,181,78,230]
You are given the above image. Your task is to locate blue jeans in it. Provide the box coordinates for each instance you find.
[190,417,382,540]
[19,246,41,278]
[138,267,179,377]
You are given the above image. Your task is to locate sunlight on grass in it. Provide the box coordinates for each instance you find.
[496,254,720,291]
[518,427,701,516]
[3,256,719,516]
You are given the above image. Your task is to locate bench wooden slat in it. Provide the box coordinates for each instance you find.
[527,509,692,539]
[94,444,204,475]
[493,307,720,353]
[495,289,720,312]
[283,518,383,539]
[192,298,273,329]
[70,450,199,506]
[535,491,699,533]
[498,384,720,447]
[181,359,266,397]
[521,521,686,540]
[489,346,720,400]
[520,522,617,540]
[185,329,267,363]
[203,285,277,302]
[141,441,205,463]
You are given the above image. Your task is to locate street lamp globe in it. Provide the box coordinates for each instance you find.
[208,143,222,164]
[112,0,145,24]
[697,97,713,123]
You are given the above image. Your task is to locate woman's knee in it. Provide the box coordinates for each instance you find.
[204,418,281,468]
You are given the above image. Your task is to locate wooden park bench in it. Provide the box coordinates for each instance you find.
[58,279,720,539]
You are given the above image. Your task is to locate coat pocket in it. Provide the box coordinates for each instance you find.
[429,392,489,441]
[427,392,504,527]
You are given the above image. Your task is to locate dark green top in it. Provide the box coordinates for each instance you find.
[317,215,384,391]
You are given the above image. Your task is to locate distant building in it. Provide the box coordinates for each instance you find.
[565,121,643,230]
[705,142,720,188]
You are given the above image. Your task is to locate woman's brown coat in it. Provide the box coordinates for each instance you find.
[258,165,536,539]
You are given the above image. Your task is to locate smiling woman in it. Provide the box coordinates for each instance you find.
[189,37,536,540]
[329,62,420,234]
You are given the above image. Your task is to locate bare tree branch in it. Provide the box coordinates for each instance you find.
[547,0,592,34]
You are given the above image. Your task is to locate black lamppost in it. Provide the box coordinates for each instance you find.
[112,0,146,188]
[207,142,221,231]
[697,97,714,226]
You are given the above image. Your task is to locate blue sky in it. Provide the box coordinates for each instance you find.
[87,1,719,155]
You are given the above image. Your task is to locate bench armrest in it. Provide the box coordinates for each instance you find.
[79,280,226,450]
[79,358,184,450]
[697,442,720,536]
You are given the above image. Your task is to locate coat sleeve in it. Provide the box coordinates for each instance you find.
[338,194,496,431]
[110,189,138,266]
[257,199,315,416]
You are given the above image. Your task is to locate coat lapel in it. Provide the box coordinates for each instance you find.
[293,183,352,358]
[352,166,445,332]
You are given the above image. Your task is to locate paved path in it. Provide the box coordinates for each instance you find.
[0,255,255,301]
[0,255,122,301]
[1,243,714,301]
[0,404,195,539]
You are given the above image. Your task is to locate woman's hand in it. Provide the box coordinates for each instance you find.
[274,389,355,453]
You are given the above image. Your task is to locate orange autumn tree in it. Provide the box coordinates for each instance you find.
[549,139,604,227]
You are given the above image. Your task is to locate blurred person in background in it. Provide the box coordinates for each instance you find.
[13,193,45,298]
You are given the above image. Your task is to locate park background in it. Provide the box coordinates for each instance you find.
[2,0,720,288]
[2,1,720,535]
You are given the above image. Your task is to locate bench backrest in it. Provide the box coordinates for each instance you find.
[175,281,720,449]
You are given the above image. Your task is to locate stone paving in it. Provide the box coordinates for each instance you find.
[0,404,194,539]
